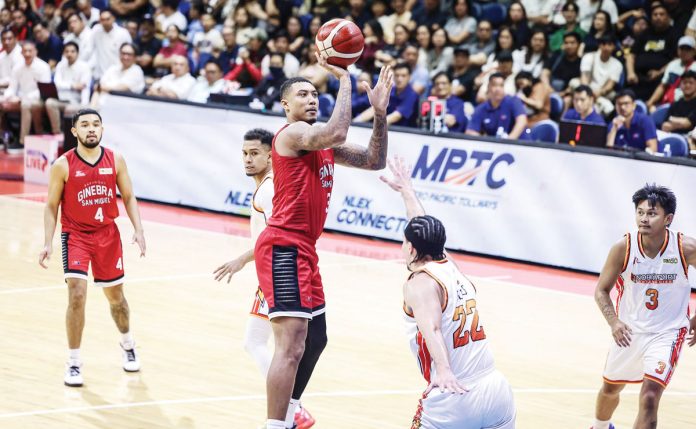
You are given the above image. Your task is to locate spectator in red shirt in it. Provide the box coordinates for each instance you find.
[11,9,32,41]
[223,46,262,88]
[153,25,188,74]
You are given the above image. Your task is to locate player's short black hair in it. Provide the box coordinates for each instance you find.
[72,109,102,127]
[244,128,274,147]
[404,215,447,263]
[574,84,594,98]
[632,184,676,215]
[280,77,313,100]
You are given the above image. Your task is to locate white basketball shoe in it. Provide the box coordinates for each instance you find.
[121,343,140,372]
[64,360,83,387]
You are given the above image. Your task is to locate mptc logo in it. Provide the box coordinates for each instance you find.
[25,149,49,172]
[411,146,515,189]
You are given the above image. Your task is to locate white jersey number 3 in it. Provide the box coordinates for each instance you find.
[95,207,104,222]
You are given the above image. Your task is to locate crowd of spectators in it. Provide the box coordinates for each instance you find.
[1,0,696,156]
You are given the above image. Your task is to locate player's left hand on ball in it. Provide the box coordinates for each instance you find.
[132,230,146,257]
[315,52,349,79]
[364,65,393,116]
[425,371,469,395]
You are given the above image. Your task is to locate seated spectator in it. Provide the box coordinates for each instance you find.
[91,10,132,79]
[224,46,262,88]
[11,9,32,41]
[45,42,91,135]
[76,0,100,28]
[33,21,62,70]
[483,27,516,71]
[357,20,385,75]
[606,89,657,152]
[461,20,496,67]
[402,44,430,95]
[42,0,62,34]
[0,8,10,29]
[448,47,479,103]
[124,19,140,45]
[626,4,678,101]
[562,84,606,124]
[431,72,467,132]
[354,62,418,127]
[444,0,477,45]
[187,61,226,103]
[467,72,527,139]
[91,42,145,106]
[577,0,618,33]
[422,28,454,79]
[192,13,223,56]
[646,36,696,111]
[147,55,196,99]
[298,45,329,94]
[153,25,188,72]
[542,32,582,93]
[0,30,23,96]
[281,16,306,60]
[63,13,93,64]
[0,41,51,151]
[109,0,149,23]
[513,29,550,79]
[380,0,413,45]
[186,1,204,44]
[550,2,586,52]
[156,0,188,34]
[344,0,374,29]
[520,0,555,27]
[661,70,696,134]
[231,6,257,46]
[505,2,531,50]
[352,71,373,116]
[261,31,299,78]
[217,26,239,74]
[375,23,410,68]
[618,15,648,52]
[583,11,615,53]
[515,71,552,126]
[415,0,446,29]
[254,53,286,110]
[245,29,268,69]
[580,35,623,115]
[476,52,516,103]
[415,24,431,66]
[135,15,162,78]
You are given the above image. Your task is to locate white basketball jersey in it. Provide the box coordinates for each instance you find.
[404,259,495,383]
[616,229,690,334]
[250,171,273,244]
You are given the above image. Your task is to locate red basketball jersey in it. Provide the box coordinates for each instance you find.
[61,147,120,233]
[267,124,335,241]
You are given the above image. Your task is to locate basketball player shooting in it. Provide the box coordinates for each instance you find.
[253,37,393,429]
[590,184,696,429]
[39,109,146,387]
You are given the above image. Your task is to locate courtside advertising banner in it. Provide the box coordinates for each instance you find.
[101,95,696,273]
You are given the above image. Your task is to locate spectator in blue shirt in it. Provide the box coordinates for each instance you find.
[33,21,63,69]
[562,84,606,125]
[466,72,528,139]
[606,89,658,152]
[431,72,467,132]
[354,62,419,127]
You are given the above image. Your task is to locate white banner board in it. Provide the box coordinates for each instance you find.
[24,135,61,185]
[100,95,696,273]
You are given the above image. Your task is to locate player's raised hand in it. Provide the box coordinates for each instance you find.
[132,230,146,257]
[364,65,393,116]
[425,369,469,395]
[39,244,52,268]
[611,319,633,347]
[380,156,413,193]
[213,258,245,283]
[688,316,696,347]
[315,52,349,79]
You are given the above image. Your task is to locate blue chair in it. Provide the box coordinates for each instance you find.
[480,3,507,27]
[651,104,670,128]
[471,2,482,19]
[299,14,313,33]
[529,120,559,143]
[635,99,648,115]
[549,93,563,121]
[657,133,689,157]
[318,94,335,118]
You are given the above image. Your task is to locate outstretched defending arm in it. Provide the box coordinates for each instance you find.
[380,156,425,219]
[334,66,393,170]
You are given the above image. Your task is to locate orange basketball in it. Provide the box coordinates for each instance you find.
[315,18,365,68]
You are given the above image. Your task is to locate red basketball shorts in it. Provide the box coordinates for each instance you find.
[61,222,125,287]
[254,226,326,320]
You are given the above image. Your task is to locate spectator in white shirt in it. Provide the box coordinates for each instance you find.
[187,60,226,103]
[64,13,94,64]
[192,13,223,55]
[91,10,132,79]
[147,55,196,99]
[77,0,100,28]
[0,41,51,147]
[261,31,300,78]
[156,0,188,34]
[0,29,23,95]
[46,42,92,135]
[580,35,623,115]
[91,42,145,106]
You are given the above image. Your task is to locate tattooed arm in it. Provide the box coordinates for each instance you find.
[335,66,394,170]
[595,236,632,347]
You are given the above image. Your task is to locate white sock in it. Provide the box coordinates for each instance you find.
[593,419,611,429]
[243,316,273,377]
[68,349,80,363]
[284,398,300,427]
[121,332,134,349]
[266,419,285,429]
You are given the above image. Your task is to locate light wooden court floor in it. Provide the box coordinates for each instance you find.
[1,194,695,429]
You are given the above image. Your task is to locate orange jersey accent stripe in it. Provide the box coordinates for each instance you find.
[678,232,689,278]
[621,233,631,272]
[643,374,668,388]
[422,268,449,312]
[665,327,688,385]
[615,275,625,317]
[416,331,432,384]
